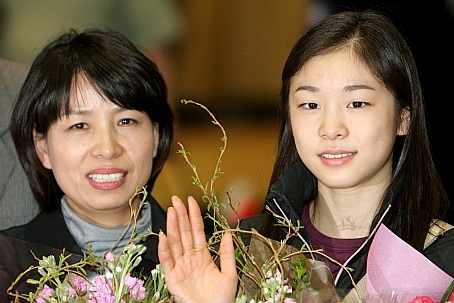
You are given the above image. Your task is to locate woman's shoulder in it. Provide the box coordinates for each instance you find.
[238,213,267,231]
[423,225,454,277]
[0,209,76,250]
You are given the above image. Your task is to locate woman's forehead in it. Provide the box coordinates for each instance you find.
[69,75,109,105]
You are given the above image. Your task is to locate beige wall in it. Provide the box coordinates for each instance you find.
[175,1,308,108]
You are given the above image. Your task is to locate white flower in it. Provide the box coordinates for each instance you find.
[105,271,113,280]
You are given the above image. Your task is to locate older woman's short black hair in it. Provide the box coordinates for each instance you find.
[10,27,174,211]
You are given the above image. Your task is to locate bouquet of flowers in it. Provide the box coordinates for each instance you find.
[6,188,171,303]
[12,245,168,303]
[365,224,454,303]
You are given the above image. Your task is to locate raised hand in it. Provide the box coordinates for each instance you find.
[158,196,238,303]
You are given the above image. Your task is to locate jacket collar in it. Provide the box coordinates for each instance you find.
[266,159,316,226]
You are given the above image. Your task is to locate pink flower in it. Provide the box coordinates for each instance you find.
[124,273,137,288]
[124,273,147,300]
[35,284,54,303]
[68,288,76,297]
[88,275,114,302]
[90,275,111,293]
[88,294,116,303]
[105,252,115,262]
[410,296,438,303]
[73,276,88,294]
[448,292,454,302]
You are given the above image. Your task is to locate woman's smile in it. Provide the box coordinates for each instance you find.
[319,151,355,167]
[88,172,125,183]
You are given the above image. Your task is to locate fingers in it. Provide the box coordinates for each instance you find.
[171,196,195,254]
[163,196,207,259]
[187,196,207,251]
[158,196,238,303]
[218,232,237,279]
[165,204,184,259]
[157,232,174,273]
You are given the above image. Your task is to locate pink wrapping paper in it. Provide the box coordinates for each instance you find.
[366,224,453,302]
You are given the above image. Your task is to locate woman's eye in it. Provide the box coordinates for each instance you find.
[347,101,367,108]
[119,118,137,125]
[301,102,320,109]
[70,123,87,130]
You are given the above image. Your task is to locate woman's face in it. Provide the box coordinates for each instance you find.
[289,49,408,191]
[34,76,159,227]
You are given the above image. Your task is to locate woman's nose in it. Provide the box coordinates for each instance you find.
[91,129,123,159]
[318,109,348,140]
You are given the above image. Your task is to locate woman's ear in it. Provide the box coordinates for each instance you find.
[397,107,410,136]
[152,123,160,158]
[33,128,52,169]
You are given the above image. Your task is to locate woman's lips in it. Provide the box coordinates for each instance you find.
[88,173,124,182]
[319,152,355,166]
[87,169,127,190]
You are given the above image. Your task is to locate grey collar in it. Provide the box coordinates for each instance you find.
[61,196,152,257]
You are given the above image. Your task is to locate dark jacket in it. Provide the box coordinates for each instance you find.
[240,159,454,298]
[0,196,166,302]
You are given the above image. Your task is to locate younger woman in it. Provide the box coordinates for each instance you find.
[158,10,454,302]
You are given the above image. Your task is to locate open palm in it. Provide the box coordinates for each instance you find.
[158,196,238,303]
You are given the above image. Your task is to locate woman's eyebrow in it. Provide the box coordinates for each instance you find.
[295,85,319,93]
[65,105,128,116]
[295,84,376,93]
[344,84,375,92]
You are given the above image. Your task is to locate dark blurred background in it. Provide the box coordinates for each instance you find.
[0,0,453,223]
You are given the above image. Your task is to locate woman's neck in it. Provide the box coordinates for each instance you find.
[65,198,141,228]
[310,184,385,238]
